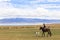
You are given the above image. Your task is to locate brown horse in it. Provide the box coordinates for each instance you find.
[39,24,52,37]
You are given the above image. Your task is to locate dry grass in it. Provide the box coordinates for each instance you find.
[0,24,59,40]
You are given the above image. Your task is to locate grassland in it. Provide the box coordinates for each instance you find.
[0,24,59,40]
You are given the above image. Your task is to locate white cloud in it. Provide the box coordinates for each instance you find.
[36,0,46,2]
[0,2,13,8]
[48,0,60,2]
[0,7,60,20]
[40,4,60,9]
[0,0,10,2]
[0,0,60,20]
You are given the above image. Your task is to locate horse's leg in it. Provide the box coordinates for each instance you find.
[47,32,50,37]
[49,31,52,37]
[48,31,52,37]
[44,32,45,37]
[47,32,48,37]
[42,32,43,37]
[42,32,44,37]
[42,32,45,37]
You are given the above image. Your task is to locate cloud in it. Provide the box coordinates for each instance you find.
[47,0,60,2]
[10,0,60,10]
[0,7,48,19]
[40,4,60,8]
[0,0,10,2]
[0,6,60,20]
[0,0,60,20]
[10,0,46,8]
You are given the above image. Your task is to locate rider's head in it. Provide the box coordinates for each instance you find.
[43,23,45,25]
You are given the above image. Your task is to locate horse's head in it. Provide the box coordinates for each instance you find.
[39,27,43,30]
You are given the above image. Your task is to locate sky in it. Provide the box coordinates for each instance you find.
[0,0,60,19]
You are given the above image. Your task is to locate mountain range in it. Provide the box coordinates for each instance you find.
[0,18,60,23]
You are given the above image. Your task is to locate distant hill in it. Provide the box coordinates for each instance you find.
[0,18,60,23]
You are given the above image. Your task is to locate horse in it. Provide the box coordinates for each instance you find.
[39,26,52,37]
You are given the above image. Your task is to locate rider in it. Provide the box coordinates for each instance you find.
[43,23,46,29]
[43,24,46,27]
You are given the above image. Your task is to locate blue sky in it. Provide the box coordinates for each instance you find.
[10,0,60,9]
[0,0,60,19]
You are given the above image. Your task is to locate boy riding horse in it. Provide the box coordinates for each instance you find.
[40,23,52,37]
